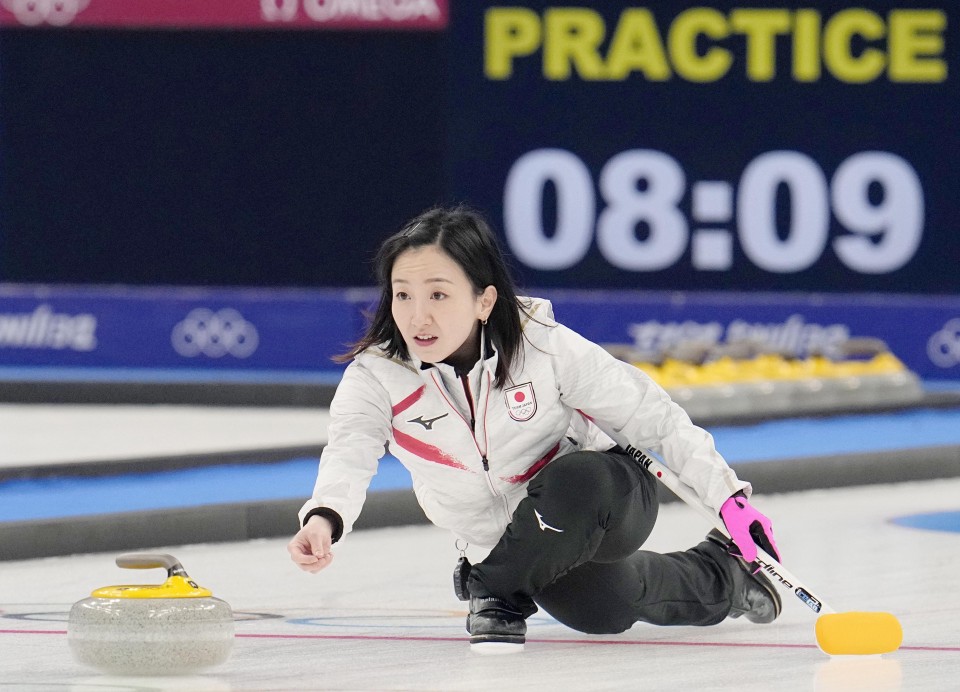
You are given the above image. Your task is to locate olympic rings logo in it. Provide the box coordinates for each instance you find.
[171,308,259,359]
[927,318,960,368]
[1,0,89,25]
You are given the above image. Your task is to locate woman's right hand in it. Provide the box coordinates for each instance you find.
[287,514,335,573]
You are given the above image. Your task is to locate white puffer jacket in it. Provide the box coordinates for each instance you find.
[299,298,748,548]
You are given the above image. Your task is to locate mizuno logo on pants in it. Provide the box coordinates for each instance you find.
[534,509,563,533]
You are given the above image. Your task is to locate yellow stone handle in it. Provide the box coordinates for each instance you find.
[115,553,187,578]
[89,553,214,599]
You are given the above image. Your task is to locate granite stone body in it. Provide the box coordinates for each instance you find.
[67,595,234,674]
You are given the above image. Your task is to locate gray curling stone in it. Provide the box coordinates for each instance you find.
[68,553,234,675]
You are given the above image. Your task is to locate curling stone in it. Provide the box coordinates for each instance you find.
[67,553,234,675]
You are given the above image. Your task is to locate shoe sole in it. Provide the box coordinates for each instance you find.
[470,640,525,655]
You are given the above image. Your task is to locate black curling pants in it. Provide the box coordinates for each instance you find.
[467,448,737,634]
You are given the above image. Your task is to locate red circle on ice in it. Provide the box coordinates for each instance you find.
[514,392,525,402]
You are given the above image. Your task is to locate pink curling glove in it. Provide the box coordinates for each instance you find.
[719,492,781,567]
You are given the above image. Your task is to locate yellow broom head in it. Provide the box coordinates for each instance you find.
[815,611,903,655]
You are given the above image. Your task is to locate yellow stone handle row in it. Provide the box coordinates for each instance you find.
[635,352,909,389]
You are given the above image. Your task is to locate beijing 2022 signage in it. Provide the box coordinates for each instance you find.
[447,2,957,293]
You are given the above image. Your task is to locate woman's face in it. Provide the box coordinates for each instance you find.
[391,245,496,367]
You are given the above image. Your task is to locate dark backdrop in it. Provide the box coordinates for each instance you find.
[0,28,447,286]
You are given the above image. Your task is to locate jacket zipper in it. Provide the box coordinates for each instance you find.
[460,378,482,460]
[462,371,510,521]
[429,371,506,511]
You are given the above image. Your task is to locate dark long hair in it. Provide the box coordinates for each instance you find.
[337,205,526,387]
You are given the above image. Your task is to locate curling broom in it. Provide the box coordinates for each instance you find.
[636,449,903,655]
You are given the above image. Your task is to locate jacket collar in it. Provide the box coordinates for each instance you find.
[414,324,499,381]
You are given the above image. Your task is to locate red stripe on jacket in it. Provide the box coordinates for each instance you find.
[392,385,426,417]
[501,441,561,484]
[392,427,472,471]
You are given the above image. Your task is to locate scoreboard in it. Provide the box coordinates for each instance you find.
[447,2,957,293]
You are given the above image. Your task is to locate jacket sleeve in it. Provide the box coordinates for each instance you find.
[298,360,393,538]
[545,322,749,513]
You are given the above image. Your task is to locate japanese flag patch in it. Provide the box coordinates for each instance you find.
[505,382,537,421]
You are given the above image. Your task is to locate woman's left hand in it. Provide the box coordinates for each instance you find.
[719,493,781,565]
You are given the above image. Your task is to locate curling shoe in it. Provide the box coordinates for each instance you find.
[466,595,526,654]
[706,529,781,624]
